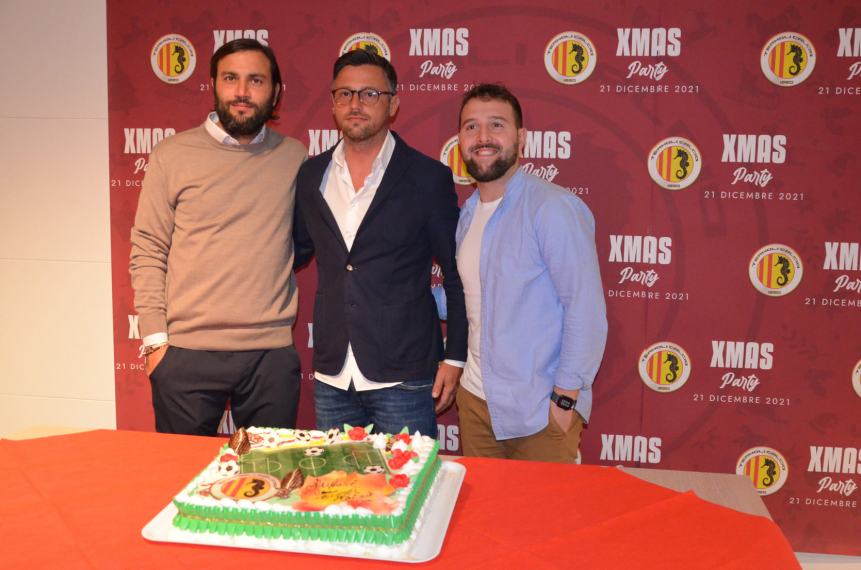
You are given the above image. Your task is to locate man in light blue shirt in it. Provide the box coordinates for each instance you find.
[454,84,607,462]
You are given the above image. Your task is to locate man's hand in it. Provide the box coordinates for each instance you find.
[144,345,169,376]
[550,404,575,432]
[550,387,580,431]
[432,362,462,414]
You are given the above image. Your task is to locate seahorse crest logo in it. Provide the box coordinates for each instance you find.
[440,136,475,186]
[736,447,789,496]
[150,34,196,84]
[544,32,597,84]
[760,32,816,86]
[638,342,691,393]
[749,244,804,296]
[339,33,391,61]
[647,137,701,190]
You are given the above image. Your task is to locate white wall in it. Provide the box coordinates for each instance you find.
[0,0,115,435]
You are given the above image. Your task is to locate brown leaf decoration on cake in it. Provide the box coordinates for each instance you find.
[228,427,251,455]
[277,468,305,498]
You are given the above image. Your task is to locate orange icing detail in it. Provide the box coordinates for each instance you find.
[293,471,396,514]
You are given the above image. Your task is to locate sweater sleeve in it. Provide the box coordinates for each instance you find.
[129,147,174,339]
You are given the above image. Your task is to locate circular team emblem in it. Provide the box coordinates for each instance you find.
[749,244,803,296]
[638,342,691,393]
[544,31,597,84]
[761,32,816,86]
[210,473,279,502]
[736,447,789,496]
[340,33,391,61]
[853,358,861,399]
[648,137,702,190]
[150,34,196,84]
[440,136,475,186]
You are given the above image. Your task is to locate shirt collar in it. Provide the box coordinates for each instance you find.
[205,112,267,146]
[505,167,526,198]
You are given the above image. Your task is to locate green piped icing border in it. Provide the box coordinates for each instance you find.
[171,439,441,545]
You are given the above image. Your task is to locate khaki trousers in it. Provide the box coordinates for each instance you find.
[456,386,583,463]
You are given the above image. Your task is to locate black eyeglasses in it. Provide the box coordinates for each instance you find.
[331,87,395,106]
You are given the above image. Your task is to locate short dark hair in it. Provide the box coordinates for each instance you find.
[332,48,398,92]
[210,39,282,106]
[459,83,523,129]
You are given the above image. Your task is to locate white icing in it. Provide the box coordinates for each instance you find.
[401,461,422,476]
[322,504,350,515]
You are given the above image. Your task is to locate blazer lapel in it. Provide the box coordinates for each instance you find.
[354,133,410,241]
[309,146,349,252]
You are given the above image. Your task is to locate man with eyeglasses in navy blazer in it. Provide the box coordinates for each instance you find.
[294,48,467,438]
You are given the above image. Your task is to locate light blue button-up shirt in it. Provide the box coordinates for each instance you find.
[456,169,607,440]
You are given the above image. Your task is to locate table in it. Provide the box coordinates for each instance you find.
[619,466,773,519]
[2,430,799,569]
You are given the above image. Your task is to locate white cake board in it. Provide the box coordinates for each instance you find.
[142,461,465,563]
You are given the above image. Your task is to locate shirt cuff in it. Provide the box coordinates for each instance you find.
[142,332,168,347]
[444,359,465,368]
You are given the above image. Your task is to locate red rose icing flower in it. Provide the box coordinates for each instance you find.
[394,433,412,445]
[348,426,367,441]
[390,474,410,488]
[387,448,418,470]
[388,456,407,470]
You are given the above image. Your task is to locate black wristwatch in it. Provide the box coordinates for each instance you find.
[550,391,577,411]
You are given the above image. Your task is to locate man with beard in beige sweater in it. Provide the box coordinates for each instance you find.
[130,39,306,435]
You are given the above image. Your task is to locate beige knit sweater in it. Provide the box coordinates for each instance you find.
[129,123,306,350]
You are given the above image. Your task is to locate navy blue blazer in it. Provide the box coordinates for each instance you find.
[294,132,468,382]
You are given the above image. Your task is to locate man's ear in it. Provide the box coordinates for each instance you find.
[274,82,282,108]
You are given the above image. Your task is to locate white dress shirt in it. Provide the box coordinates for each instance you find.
[314,132,400,391]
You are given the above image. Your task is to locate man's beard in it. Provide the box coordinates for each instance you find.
[214,93,275,138]
[338,110,381,143]
[463,143,518,182]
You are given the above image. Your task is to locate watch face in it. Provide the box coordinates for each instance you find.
[552,392,576,410]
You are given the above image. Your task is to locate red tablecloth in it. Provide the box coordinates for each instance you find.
[1,430,799,569]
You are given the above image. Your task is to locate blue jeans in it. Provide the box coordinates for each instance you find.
[314,379,438,438]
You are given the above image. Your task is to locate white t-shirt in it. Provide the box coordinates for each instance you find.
[457,196,501,400]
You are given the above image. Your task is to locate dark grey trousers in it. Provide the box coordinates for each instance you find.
[149,345,301,435]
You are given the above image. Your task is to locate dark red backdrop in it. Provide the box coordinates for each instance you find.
[107,0,861,555]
